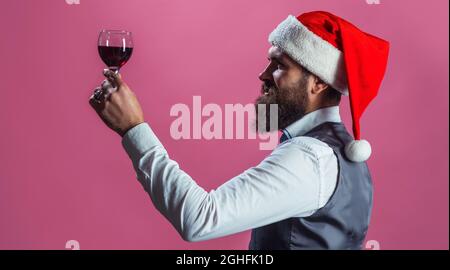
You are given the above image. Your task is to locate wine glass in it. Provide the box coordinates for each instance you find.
[98,30,133,74]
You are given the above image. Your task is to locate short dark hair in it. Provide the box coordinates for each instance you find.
[324,87,342,104]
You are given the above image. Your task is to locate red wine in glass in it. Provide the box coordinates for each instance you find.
[98,30,133,73]
[98,46,133,70]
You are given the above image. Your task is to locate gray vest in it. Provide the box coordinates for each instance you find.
[249,121,373,250]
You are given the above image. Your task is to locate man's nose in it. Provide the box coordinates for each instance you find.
[258,68,271,82]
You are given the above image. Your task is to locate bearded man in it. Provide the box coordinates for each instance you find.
[89,11,389,250]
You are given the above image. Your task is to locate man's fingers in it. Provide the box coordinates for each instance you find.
[89,94,99,109]
[103,69,124,87]
[101,79,112,90]
[89,87,106,110]
[101,79,117,97]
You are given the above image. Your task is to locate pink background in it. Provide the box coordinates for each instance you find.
[0,0,448,250]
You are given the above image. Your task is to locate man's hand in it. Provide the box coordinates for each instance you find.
[89,69,145,137]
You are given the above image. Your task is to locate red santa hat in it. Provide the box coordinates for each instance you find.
[269,11,389,162]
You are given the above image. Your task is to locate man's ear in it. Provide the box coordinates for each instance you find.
[311,76,329,94]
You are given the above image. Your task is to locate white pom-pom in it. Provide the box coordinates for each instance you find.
[344,139,372,162]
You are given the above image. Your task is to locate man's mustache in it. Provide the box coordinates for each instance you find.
[261,82,278,95]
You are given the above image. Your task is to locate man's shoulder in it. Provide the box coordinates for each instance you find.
[277,136,335,160]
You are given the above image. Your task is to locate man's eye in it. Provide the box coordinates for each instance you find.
[277,64,285,69]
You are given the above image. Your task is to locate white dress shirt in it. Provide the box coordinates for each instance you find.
[121,105,341,242]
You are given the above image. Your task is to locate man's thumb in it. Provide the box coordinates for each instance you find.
[103,69,124,86]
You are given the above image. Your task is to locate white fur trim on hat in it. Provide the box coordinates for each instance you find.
[344,139,372,162]
[268,15,349,96]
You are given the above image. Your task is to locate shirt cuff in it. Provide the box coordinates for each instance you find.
[121,122,165,159]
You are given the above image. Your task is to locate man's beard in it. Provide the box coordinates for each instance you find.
[254,77,309,132]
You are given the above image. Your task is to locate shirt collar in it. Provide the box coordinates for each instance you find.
[282,105,341,139]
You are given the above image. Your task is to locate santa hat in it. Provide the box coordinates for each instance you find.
[269,11,389,162]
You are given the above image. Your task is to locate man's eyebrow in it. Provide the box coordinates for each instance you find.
[267,55,285,63]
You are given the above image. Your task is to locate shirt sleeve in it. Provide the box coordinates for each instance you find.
[122,122,330,242]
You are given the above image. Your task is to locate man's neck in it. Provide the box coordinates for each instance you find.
[281,105,342,139]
